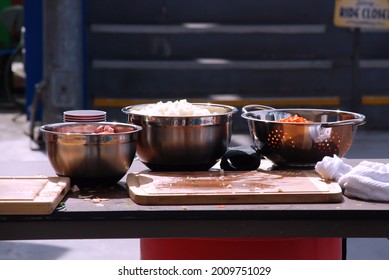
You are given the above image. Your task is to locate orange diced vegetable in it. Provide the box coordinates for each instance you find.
[278,114,311,123]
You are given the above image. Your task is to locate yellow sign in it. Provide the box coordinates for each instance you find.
[334,0,389,29]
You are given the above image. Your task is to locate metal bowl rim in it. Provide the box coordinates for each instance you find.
[121,102,238,118]
[241,108,366,125]
[39,121,142,136]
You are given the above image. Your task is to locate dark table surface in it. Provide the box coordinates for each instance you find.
[1,159,389,241]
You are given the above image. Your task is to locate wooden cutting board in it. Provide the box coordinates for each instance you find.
[126,169,342,205]
[0,176,70,215]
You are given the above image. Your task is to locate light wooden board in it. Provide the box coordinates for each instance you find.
[0,176,70,214]
[127,169,342,205]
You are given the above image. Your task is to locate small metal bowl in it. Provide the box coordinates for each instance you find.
[122,103,238,171]
[40,122,142,186]
[241,106,366,167]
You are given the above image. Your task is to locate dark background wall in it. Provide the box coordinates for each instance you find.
[23,0,389,131]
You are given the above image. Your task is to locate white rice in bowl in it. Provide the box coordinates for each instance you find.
[135,99,213,116]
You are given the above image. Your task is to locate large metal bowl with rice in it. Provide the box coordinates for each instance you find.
[122,100,238,171]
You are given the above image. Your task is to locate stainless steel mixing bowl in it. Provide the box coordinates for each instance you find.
[122,103,238,171]
[40,122,142,185]
[241,106,366,167]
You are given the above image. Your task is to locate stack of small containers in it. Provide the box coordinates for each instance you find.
[63,110,107,122]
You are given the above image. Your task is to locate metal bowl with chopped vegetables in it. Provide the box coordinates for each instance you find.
[241,106,366,167]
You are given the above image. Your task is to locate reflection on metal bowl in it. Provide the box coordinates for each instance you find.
[241,106,366,167]
[122,103,238,171]
[40,122,142,186]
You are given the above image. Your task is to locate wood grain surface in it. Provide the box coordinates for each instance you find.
[0,176,70,214]
[127,169,342,205]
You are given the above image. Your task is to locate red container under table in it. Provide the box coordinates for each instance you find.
[140,238,342,260]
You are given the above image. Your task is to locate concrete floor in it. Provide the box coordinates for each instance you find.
[1,109,389,260]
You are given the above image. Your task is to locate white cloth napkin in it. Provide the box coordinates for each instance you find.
[315,155,389,202]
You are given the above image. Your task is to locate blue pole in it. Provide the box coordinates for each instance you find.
[24,0,43,120]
